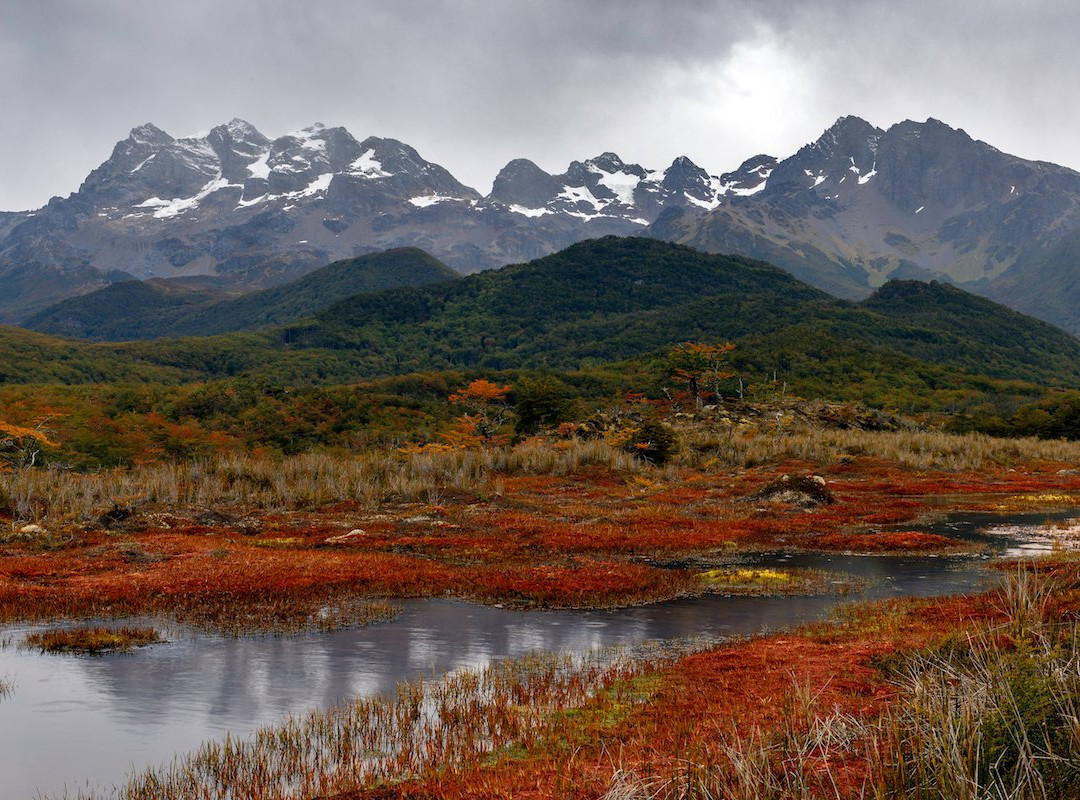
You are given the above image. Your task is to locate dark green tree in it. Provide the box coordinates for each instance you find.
[514,377,572,435]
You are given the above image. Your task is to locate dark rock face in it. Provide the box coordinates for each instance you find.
[765,115,881,196]
[206,119,272,184]
[716,154,778,196]
[662,156,713,196]
[488,159,562,208]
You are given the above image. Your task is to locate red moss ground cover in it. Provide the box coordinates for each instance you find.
[4,456,1080,626]
[812,530,961,552]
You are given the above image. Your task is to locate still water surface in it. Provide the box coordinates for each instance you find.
[0,508,1069,798]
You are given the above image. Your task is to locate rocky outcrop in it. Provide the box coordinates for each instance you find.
[749,474,833,507]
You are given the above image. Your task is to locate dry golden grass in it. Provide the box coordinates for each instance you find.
[678,422,1080,472]
[4,424,1079,529]
[1,439,641,525]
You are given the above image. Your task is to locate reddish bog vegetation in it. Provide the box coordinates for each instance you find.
[65,559,1080,799]
[3,454,1080,630]
[325,583,1036,799]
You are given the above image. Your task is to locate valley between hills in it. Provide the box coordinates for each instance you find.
[3,228,1080,797]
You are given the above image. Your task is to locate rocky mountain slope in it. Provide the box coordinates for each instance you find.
[657,116,1080,332]
[0,120,759,322]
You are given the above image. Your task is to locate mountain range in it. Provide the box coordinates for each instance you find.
[0,119,764,322]
[6,115,1080,335]
[658,116,1080,332]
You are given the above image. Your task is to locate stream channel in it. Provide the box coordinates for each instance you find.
[0,507,1075,798]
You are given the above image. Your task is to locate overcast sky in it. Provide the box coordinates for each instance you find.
[1,0,1077,211]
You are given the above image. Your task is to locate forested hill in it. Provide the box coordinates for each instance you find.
[264,236,1080,386]
[284,237,833,370]
[6,237,1080,398]
[22,247,458,341]
[859,279,1080,381]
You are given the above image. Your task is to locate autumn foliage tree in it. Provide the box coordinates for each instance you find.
[0,419,57,469]
[667,341,737,410]
[441,379,513,448]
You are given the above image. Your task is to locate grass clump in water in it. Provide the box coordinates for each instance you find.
[699,566,854,596]
[24,625,165,655]
[702,567,790,586]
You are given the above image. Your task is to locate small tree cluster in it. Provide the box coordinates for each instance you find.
[578,396,679,465]
[667,341,736,410]
[513,377,573,436]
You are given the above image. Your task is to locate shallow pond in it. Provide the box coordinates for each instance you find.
[0,508,1071,798]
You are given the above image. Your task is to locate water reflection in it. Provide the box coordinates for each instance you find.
[0,509,1065,799]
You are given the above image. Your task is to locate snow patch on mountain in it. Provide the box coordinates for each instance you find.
[275,157,315,176]
[684,191,722,210]
[558,184,605,211]
[236,173,334,208]
[593,167,640,206]
[288,124,329,152]
[509,204,550,217]
[350,149,391,178]
[721,168,772,196]
[136,175,238,219]
[408,194,458,208]
[301,173,333,197]
[130,154,157,174]
[247,151,271,180]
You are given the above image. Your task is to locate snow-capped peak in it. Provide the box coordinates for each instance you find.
[285,124,329,151]
[128,123,173,144]
[588,152,626,171]
[222,118,265,140]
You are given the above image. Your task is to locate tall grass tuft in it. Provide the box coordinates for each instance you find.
[875,570,1080,800]
[602,564,1080,800]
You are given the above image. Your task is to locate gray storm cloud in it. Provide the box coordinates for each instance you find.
[2,0,1078,210]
